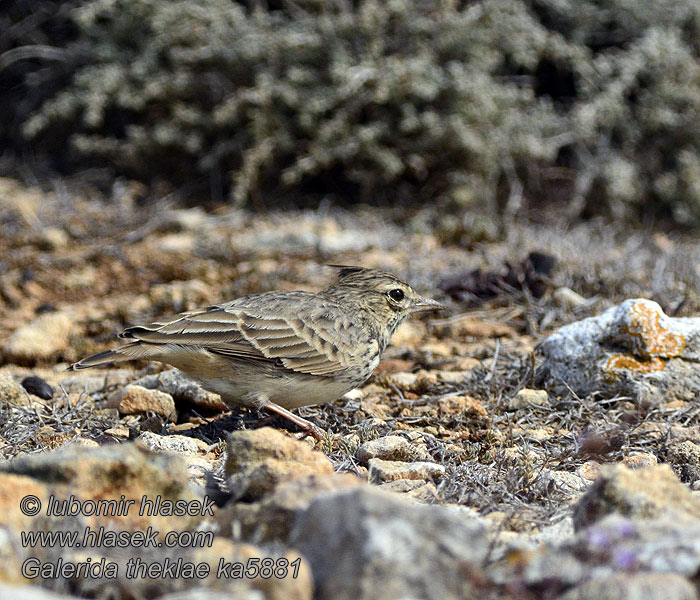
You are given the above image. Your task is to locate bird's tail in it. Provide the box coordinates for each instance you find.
[67,342,161,371]
[67,349,125,371]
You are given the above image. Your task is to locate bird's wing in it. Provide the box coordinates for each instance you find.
[118,297,374,378]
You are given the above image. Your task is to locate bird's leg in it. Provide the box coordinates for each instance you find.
[262,401,325,441]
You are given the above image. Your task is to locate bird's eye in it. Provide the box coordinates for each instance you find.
[388,288,405,302]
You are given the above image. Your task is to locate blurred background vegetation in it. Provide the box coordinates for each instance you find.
[2,0,700,226]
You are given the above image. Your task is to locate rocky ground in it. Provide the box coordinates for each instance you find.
[2,177,700,599]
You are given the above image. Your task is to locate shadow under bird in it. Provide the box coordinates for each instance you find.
[69,266,444,438]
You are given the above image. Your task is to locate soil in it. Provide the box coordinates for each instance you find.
[2,178,700,531]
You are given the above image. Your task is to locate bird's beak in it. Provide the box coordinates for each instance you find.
[411,297,445,313]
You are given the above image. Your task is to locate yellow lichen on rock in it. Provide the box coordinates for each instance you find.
[624,301,685,359]
[605,301,685,378]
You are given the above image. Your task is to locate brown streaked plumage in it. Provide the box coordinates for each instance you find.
[69,266,444,438]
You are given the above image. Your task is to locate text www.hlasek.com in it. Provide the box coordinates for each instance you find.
[19,493,302,580]
[21,526,213,549]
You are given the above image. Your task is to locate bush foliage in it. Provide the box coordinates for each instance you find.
[4,0,700,223]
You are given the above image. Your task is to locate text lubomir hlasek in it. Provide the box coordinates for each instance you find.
[44,494,215,517]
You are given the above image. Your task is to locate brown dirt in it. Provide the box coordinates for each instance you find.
[3,179,700,530]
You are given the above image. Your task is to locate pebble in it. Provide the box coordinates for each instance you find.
[4,312,73,364]
[622,452,658,469]
[508,388,548,410]
[552,287,589,308]
[137,432,208,456]
[20,376,54,400]
[357,436,431,463]
[368,458,445,483]
[119,385,177,421]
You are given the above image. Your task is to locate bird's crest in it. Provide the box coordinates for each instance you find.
[328,265,367,280]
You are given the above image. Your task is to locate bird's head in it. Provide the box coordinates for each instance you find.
[323,266,444,345]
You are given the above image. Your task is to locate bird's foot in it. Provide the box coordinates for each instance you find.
[263,401,326,441]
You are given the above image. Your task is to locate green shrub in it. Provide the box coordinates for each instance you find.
[20,0,565,208]
[5,0,700,224]
[529,0,700,222]
[0,0,81,154]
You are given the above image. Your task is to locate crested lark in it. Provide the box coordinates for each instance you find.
[70,266,443,438]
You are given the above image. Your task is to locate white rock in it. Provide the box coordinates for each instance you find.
[539,299,700,401]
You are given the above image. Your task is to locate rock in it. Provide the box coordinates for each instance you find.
[578,460,602,481]
[433,370,472,383]
[384,370,443,394]
[156,232,196,253]
[412,371,439,392]
[508,513,700,593]
[374,357,415,375]
[137,431,208,456]
[368,458,445,484]
[541,470,589,497]
[379,479,439,502]
[184,455,219,487]
[419,341,452,357]
[379,479,430,493]
[119,385,177,421]
[342,388,363,401]
[593,514,700,576]
[573,464,700,530]
[452,356,482,370]
[553,287,589,309]
[385,372,418,391]
[0,373,24,404]
[560,572,696,600]
[357,435,431,463]
[4,312,74,364]
[133,369,227,411]
[160,207,209,232]
[226,428,334,501]
[66,437,100,448]
[0,473,53,533]
[63,265,97,290]
[538,299,700,402]
[508,388,548,410]
[519,427,555,443]
[190,539,313,600]
[104,426,130,439]
[289,486,489,600]
[0,442,202,532]
[20,376,54,400]
[35,425,79,450]
[220,473,363,543]
[668,440,700,484]
[437,394,487,418]
[621,453,657,469]
[38,226,69,250]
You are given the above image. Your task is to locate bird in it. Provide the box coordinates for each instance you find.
[69,266,444,438]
